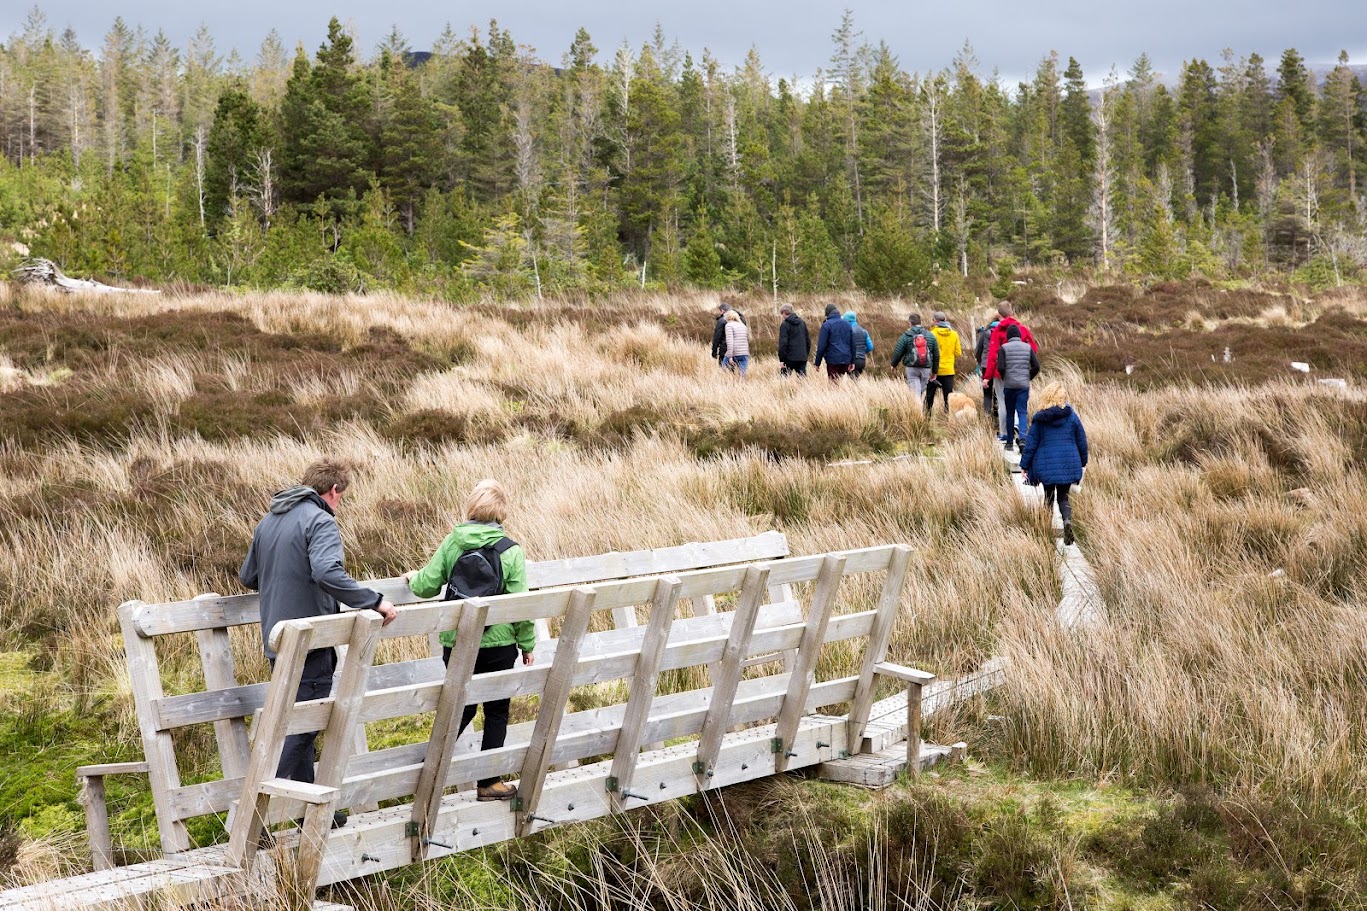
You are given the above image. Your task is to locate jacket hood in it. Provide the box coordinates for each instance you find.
[783,312,804,326]
[1031,404,1074,426]
[843,311,859,325]
[269,485,330,515]
[446,521,510,550]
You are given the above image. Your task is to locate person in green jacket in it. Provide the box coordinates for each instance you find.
[405,479,535,801]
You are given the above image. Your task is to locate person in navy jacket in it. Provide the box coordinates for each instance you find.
[1019,381,1089,546]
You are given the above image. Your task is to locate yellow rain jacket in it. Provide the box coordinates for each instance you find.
[930,324,962,376]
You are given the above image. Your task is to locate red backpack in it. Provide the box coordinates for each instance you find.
[911,332,931,368]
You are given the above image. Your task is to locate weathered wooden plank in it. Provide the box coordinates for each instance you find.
[773,555,845,773]
[409,597,488,858]
[162,610,876,822]
[131,533,791,638]
[266,547,896,654]
[515,587,596,837]
[225,619,316,867]
[311,612,383,819]
[78,773,113,872]
[694,566,770,786]
[817,742,953,788]
[258,779,339,803]
[608,576,682,808]
[310,712,849,887]
[117,600,190,854]
[75,761,149,778]
[847,545,912,753]
[153,602,805,734]
[195,621,252,780]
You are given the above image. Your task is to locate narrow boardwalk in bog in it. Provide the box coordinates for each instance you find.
[1,448,1108,911]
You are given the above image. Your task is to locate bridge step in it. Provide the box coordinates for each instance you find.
[0,845,258,911]
[818,741,955,788]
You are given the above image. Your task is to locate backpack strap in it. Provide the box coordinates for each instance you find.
[490,536,517,555]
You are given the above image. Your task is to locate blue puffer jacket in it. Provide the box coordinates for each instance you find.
[1020,405,1089,486]
[814,314,855,367]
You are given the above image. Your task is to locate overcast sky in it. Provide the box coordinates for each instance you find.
[5,1,1365,87]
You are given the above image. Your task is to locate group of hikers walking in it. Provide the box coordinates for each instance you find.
[712,298,1089,544]
[236,301,1090,823]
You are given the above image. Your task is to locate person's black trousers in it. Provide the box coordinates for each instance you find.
[275,647,337,783]
[924,374,955,412]
[1043,484,1073,522]
[442,643,520,787]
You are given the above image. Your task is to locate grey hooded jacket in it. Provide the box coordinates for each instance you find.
[239,486,382,658]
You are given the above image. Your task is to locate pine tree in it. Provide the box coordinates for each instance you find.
[378,56,441,234]
[278,19,376,218]
[682,210,724,287]
[853,206,929,295]
[204,82,267,226]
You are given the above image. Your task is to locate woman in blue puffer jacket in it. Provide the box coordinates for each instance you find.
[1019,381,1089,546]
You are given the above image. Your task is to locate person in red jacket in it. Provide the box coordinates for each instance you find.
[981,302,1039,440]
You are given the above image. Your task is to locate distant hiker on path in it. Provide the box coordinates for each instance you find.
[926,310,963,414]
[723,309,751,376]
[983,302,1039,441]
[890,313,939,405]
[777,303,810,376]
[974,316,1001,421]
[239,460,398,810]
[710,303,744,367]
[1020,382,1090,546]
[813,303,855,381]
[405,479,534,802]
[994,324,1040,451]
[843,310,874,378]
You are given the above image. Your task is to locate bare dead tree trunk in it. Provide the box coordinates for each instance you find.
[922,80,944,235]
[28,84,37,164]
[771,241,778,302]
[1090,75,1117,273]
[252,148,277,227]
[193,124,207,229]
[952,178,971,277]
[724,90,741,191]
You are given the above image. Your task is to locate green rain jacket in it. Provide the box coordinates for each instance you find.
[407,522,535,652]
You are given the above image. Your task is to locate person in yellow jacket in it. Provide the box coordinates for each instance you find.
[925,311,963,414]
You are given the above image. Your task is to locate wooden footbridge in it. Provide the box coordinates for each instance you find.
[2,532,983,911]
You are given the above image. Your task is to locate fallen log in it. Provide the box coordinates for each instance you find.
[11,258,160,294]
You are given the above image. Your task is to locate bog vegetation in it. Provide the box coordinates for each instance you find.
[1,10,1366,298]
[2,279,1367,908]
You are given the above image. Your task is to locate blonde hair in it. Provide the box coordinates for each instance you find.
[724,309,741,322]
[465,479,508,524]
[1036,381,1071,410]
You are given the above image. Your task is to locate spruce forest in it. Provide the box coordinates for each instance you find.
[1,8,1365,295]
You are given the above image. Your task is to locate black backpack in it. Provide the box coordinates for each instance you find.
[445,536,517,601]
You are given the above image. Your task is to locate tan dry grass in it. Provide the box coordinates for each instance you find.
[4,283,1367,842]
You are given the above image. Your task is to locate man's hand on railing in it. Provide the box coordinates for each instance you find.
[375,600,398,626]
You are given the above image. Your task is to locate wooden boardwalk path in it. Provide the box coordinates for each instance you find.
[1,447,1108,911]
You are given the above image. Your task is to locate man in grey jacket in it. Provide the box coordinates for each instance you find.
[240,460,397,797]
[993,324,1041,451]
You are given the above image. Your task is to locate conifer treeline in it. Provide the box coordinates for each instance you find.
[1,7,1364,294]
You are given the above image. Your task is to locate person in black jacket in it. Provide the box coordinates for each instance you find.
[710,303,745,366]
[776,304,810,376]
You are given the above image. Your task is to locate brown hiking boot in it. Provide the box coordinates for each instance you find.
[476,781,518,802]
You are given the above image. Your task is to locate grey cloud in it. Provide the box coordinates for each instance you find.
[6,0,1365,86]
